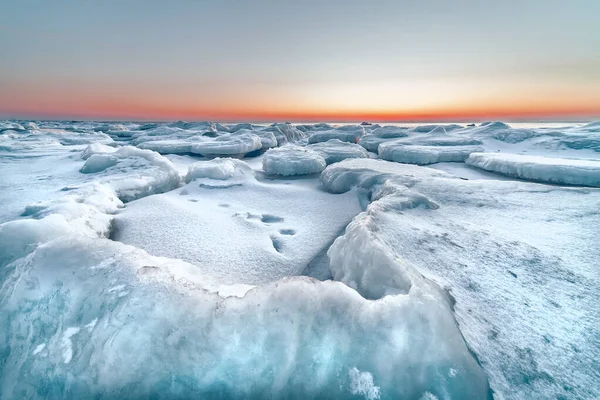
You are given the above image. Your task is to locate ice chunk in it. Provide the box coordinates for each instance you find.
[185,158,255,183]
[307,139,368,164]
[411,124,463,133]
[235,128,278,150]
[81,142,117,160]
[262,146,327,176]
[466,152,600,186]
[379,143,483,165]
[80,154,119,173]
[307,126,365,144]
[191,133,262,157]
[262,123,306,145]
[80,146,181,201]
[137,139,196,155]
[358,126,410,152]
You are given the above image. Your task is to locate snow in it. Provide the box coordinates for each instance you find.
[262,145,327,176]
[466,152,600,186]
[307,139,369,164]
[321,158,600,400]
[112,172,361,284]
[1,120,600,400]
[379,143,484,165]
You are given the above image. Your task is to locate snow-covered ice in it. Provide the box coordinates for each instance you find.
[379,143,483,165]
[307,139,369,164]
[1,120,599,399]
[262,145,327,176]
[466,152,600,186]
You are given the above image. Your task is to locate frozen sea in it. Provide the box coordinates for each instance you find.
[0,120,599,399]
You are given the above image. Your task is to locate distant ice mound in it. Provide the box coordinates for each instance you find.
[262,145,327,176]
[379,143,483,165]
[308,139,369,164]
[185,158,255,183]
[263,123,307,145]
[307,125,365,144]
[191,133,262,157]
[466,152,600,186]
[411,124,463,133]
[358,126,410,152]
[234,128,278,150]
[137,139,199,155]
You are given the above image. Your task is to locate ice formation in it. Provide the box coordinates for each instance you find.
[466,152,600,186]
[379,143,484,165]
[307,139,369,164]
[262,145,327,176]
[307,125,366,144]
[191,133,263,157]
[1,120,600,400]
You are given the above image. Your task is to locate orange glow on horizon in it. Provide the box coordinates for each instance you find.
[2,102,599,122]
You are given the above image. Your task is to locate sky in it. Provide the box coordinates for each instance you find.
[1,0,599,122]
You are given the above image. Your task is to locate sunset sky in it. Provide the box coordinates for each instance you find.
[1,0,599,122]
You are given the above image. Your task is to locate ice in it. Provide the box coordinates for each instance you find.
[348,367,380,400]
[466,152,600,186]
[411,124,464,133]
[263,123,307,145]
[0,234,490,399]
[379,143,484,165]
[191,132,263,157]
[112,172,361,284]
[78,146,181,201]
[235,128,278,150]
[185,158,255,183]
[307,139,369,164]
[262,145,327,176]
[2,120,600,399]
[307,125,366,144]
[81,142,116,160]
[321,158,600,399]
[137,139,197,155]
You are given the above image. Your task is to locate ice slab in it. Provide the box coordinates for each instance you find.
[466,152,600,186]
[307,139,369,164]
[262,146,327,176]
[379,143,483,165]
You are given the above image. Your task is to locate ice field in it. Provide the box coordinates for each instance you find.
[1,120,599,399]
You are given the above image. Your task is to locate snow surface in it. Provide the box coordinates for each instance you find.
[321,158,600,400]
[466,152,600,186]
[1,120,600,399]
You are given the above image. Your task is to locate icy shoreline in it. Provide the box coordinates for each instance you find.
[1,120,599,399]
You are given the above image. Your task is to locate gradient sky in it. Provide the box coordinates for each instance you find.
[1,0,599,122]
